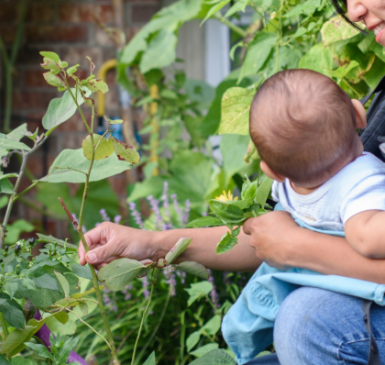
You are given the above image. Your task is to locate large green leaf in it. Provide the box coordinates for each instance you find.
[185,281,213,306]
[140,30,178,73]
[216,231,238,254]
[0,293,26,330]
[98,258,145,291]
[186,217,224,228]
[255,178,273,207]
[298,43,333,76]
[176,261,209,280]
[239,32,277,82]
[42,88,91,136]
[1,326,36,354]
[82,134,114,161]
[40,148,132,183]
[218,88,254,136]
[321,15,360,46]
[111,138,140,164]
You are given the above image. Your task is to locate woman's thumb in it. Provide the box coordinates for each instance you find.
[86,245,110,264]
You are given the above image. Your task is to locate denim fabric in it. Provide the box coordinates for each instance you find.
[222,204,385,364]
[274,287,385,365]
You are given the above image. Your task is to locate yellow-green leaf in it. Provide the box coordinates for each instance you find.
[43,72,65,89]
[112,138,140,164]
[86,78,109,94]
[82,134,114,161]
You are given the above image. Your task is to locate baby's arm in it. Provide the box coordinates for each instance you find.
[345,210,385,258]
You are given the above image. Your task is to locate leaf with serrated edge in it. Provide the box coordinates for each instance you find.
[82,134,114,161]
[112,138,140,164]
[176,261,208,279]
[98,258,145,291]
[165,237,192,264]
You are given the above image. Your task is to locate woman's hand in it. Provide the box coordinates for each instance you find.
[243,211,300,270]
[78,222,162,270]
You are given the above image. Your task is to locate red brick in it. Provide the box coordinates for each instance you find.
[0,4,16,23]
[106,69,116,85]
[24,69,49,88]
[0,26,17,44]
[60,132,88,149]
[26,25,87,43]
[108,174,128,196]
[12,90,56,110]
[57,112,91,132]
[27,4,56,23]
[59,4,113,23]
[131,4,159,23]
[27,155,45,177]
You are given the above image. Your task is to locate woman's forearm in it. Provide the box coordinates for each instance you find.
[283,227,385,284]
[154,226,262,271]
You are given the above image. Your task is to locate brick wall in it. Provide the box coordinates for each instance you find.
[1,0,161,237]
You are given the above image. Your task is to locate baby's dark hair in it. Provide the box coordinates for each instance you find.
[249,69,358,187]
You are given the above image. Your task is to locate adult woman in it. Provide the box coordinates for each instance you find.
[79,0,385,363]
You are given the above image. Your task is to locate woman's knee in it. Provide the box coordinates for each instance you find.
[273,287,384,365]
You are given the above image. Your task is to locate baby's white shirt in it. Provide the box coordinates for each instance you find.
[271,152,385,231]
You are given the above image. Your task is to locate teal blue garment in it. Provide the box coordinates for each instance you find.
[221,203,385,365]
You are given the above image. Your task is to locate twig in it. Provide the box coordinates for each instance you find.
[58,197,79,230]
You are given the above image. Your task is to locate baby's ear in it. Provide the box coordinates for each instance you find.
[351,99,367,129]
[260,161,285,182]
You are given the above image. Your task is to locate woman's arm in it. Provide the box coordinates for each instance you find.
[243,210,385,284]
[80,211,385,283]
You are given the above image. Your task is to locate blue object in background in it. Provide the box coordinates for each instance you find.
[97,116,123,141]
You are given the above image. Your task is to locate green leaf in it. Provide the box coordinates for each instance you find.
[37,233,77,249]
[224,0,249,17]
[185,281,213,306]
[82,134,114,161]
[202,315,221,336]
[284,0,321,18]
[161,89,178,99]
[142,352,156,365]
[218,88,254,135]
[111,138,140,164]
[40,51,60,63]
[0,196,8,209]
[216,231,238,254]
[255,177,273,207]
[0,179,14,195]
[209,200,244,223]
[187,330,201,352]
[42,88,92,136]
[71,264,93,280]
[239,32,277,82]
[165,237,192,264]
[21,278,36,291]
[40,148,133,183]
[54,312,69,324]
[79,302,89,316]
[201,0,231,25]
[105,116,123,125]
[4,282,18,299]
[98,258,145,291]
[321,15,361,46]
[241,177,259,201]
[86,79,109,94]
[328,61,359,79]
[190,343,219,358]
[186,217,224,228]
[33,274,60,291]
[188,349,236,365]
[0,354,12,365]
[43,71,65,89]
[1,325,35,354]
[67,64,79,76]
[24,343,53,360]
[298,43,333,76]
[140,30,178,74]
[0,138,30,152]
[55,271,70,298]
[0,293,26,329]
[176,261,209,279]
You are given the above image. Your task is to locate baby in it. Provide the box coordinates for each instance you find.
[222,69,385,365]
[249,68,385,258]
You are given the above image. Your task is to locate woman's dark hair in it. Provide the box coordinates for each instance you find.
[330,0,366,31]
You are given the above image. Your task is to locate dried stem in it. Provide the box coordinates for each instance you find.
[58,198,79,230]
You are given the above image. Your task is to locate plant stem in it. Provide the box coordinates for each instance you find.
[131,270,156,365]
[134,288,171,365]
[62,94,119,364]
[0,312,9,338]
[213,13,247,38]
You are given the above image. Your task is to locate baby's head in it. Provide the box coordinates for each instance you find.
[250,69,367,188]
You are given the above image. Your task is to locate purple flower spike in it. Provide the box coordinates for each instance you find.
[99,209,110,222]
[114,215,122,224]
[128,202,144,229]
[208,270,220,308]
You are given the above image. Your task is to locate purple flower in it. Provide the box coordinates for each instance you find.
[128,202,143,229]
[99,209,110,222]
[147,195,163,230]
[163,266,176,296]
[114,215,122,224]
[208,270,220,308]
[142,276,150,299]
